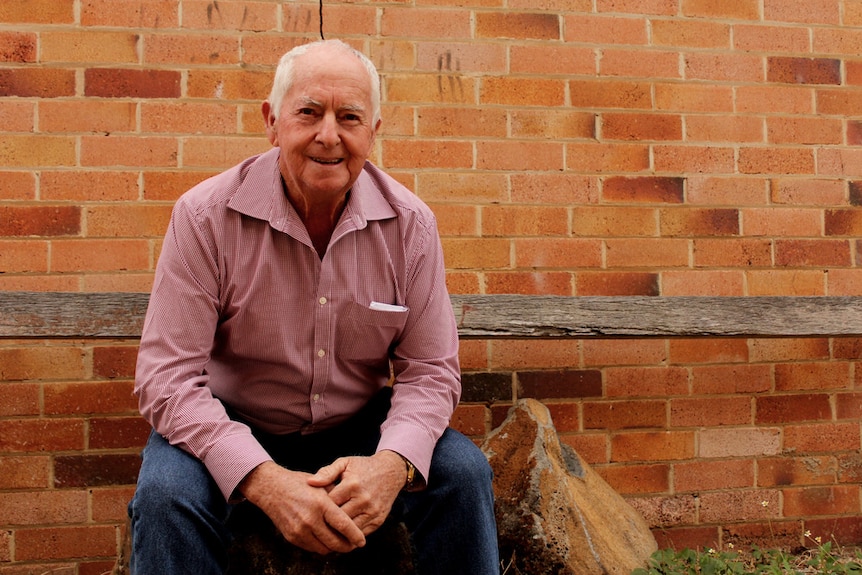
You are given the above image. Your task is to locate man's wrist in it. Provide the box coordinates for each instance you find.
[395,453,418,491]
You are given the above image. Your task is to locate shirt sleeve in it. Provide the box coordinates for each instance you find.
[375,215,461,487]
[134,195,272,501]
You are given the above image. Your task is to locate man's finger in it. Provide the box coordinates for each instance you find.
[322,504,366,549]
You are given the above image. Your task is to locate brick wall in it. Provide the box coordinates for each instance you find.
[3,0,862,571]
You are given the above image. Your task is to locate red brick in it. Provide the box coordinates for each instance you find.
[660,208,739,236]
[567,142,651,173]
[628,494,698,529]
[758,456,837,487]
[669,338,748,365]
[514,238,603,269]
[699,428,781,458]
[0,455,51,489]
[89,417,150,449]
[698,489,779,523]
[460,372,511,404]
[805,516,862,546]
[417,172,507,204]
[691,364,772,395]
[600,49,679,79]
[484,271,572,296]
[661,270,745,296]
[560,433,608,465]
[54,453,142,487]
[544,402,580,432]
[0,490,87,525]
[570,80,651,109]
[723,519,803,550]
[772,178,847,206]
[451,404,488,437]
[652,18,730,49]
[775,362,851,392]
[738,147,815,175]
[481,77,566,108]
[583,400,666,429]
[475,12,559,40]
[686,53,763,83]
[826,209,862,236]
[837,392,862,420]
[674,459,754,493]
[784,422,860,453]
[605,238,689,267]
[0,0,74,24]
[611,431,695,462]
[576,271,659,296]
[737,85,814,114]
[670,396,752,428]
[655,145,736,174]
[90,485,137,522]
[0,31,36,63]
[602,113,682,142]
[482,205,568,237]
[749,338,829,362]
[764,0,840,24]
[43,381,137,416]
[756,394,832,425]
[511,174,598,205]
[143,170,217,202]
[0,170,36,200]
[652,526,719,552]
[819,148,862,177]
[0,382,40,416]
[605,366,689,398]
[583,339,667,367]
[784,485,859,518]
[385,74,476,106]
[187,68,273,101]
[683,0,760,19]
[775,239,851,267]
[603,176,683,203]
[14,525,117,561]
[693,238,772,267]
[597,463,669,494]
[767,117,843,145]
[0,419,85,453]
[86,204,173,238]
[431,204,478,237]
[655,83,734,113]
[742,207,821,236]
[489,339,580,370]
[42,171,140,202]
[767,57,841,85]
[0,239,48,273]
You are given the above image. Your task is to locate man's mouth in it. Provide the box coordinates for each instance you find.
[311,157,343,165]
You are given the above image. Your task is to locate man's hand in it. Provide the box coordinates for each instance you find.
[307,450,407,535]
[238,461,366,555]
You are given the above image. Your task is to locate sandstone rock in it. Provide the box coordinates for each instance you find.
[482,398,657,575]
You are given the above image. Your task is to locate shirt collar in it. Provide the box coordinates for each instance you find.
[227,148,397,231]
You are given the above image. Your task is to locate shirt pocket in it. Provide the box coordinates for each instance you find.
[337,301,409,364]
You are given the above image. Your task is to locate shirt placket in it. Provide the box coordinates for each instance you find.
[309,252,333,427]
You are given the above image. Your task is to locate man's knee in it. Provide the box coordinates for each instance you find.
[429,429,493,492]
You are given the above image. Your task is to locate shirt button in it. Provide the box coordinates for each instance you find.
[313,393,320,402]
[319,297,327,305]
[317,349,325,358]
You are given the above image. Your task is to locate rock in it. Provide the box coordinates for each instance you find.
[482,398,657,575]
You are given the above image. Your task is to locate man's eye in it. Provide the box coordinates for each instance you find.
[298,108,316,116]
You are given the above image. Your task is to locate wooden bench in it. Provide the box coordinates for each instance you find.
[4,291,862,340]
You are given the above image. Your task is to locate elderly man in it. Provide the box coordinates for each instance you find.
[128,39,499,575]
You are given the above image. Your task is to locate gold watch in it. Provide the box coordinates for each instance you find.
[399,454,417,491]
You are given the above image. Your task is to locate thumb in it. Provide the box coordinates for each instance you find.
[307,457,348,488]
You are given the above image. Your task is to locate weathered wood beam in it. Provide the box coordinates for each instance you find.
[1,291,861,340]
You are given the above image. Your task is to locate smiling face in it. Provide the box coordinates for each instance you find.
[263,43,381,215]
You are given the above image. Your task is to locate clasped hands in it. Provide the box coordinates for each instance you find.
[239,450,407,555]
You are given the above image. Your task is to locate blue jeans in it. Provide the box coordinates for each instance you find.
[128,425,499,575]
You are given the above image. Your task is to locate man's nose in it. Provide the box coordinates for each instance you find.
[316,113,340,147]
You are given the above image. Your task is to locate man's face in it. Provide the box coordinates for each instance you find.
[264,46,380,207]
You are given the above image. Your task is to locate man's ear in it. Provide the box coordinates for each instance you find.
[262,101,278,146]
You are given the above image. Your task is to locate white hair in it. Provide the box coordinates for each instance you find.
[267,39,381,125]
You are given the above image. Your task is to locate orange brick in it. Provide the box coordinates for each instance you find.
[511,173,599,205]
[564,14,648,45]
[91,486,137,522]
[685,115,764,144]
[441,238,510,269]
[0,275,79,291]
[682,0,759,19]
[416,42,506,74]
[40,100,137,134]
[42,171,140,202]
[767,117,843,145]
[87,204,173,238]
[611,431,695,463]
[181,0,278,31]
[674,459,755,493]
[741,207,821,236]
[511,109,595,139]
[457,339,488,370]
[187,68,272,101]
[597,463,670,494]
[736,85,814,114]
[818,148,862,177]
[826,208,862,236]
[583,339,667,367]
[669,338,749,364]
[651,19,731,49]
[670,396,752,427]
[0,455,51,489]
[687,177,768,205]
[381,7,471,38]
[685,53,762,82]
[758,456,837,487]
[827,269,862,295]
[181,136,271,169]
[417,172,507,204]
[0,239,48,272]
[734,24,810,53]
[739,147,816,175]
[661,270,745,296]
[660,208,739,236]
[691,364,772,395]
[0,490,88,525]
[0,419,85,453]
[510,44,595,76]
[584,399,667,429]
[567,142,651,173]
[698,427,781,458]
[560,433,608,465]
[0,346,87,381]
[746,270,826,296]
[653,145,736,174]
[572,206,657,237]
[775,239,851,267]
[570,79,651,110]
[489,339,579,370]
[605,366,688,398]
[478,141,564,171]
[475,12,560,40]
[482,205,568,237]
[576,271,659,296]
[429,203,478,236]
[82,273,157,293]
[0,0,74,24]
[0,171,36,200]
[42,31,138,64]
[80,135,178,168]
[600,49,679,79]
[0,382,39,416]
[451,403,488,436]
[508,234,588,267]
[417,107,506,138]
[81,0,179,27]
[382,140,473,169]
[143,33,239,65]
[445,272,480,295]
[605,238,689,267]
[603,113,682,141]
[771,178,846,205]
[481,77,566,107]
[485,271,573,295]
[764,0,840,24]
[0,99,35,132]
[143,170,217,201]
[655,83,734,113]
[0,135,76,167]
[141,102,237,134]
[51,239,150,272]
[749,338,829,362]
[14,525,117,561]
